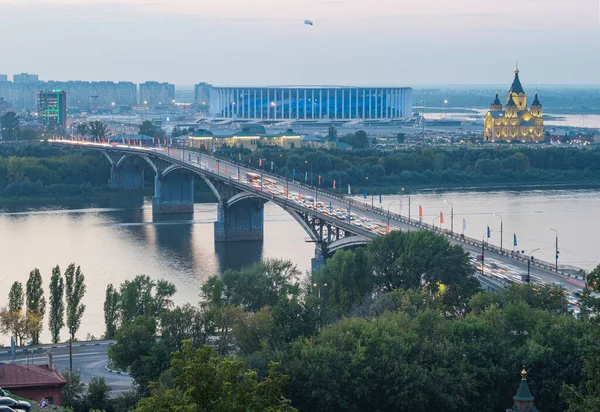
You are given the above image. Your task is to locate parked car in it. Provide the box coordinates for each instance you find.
[0,406,24,412]
[0,397,30,411]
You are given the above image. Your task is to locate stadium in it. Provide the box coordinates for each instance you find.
[195,84,412,122]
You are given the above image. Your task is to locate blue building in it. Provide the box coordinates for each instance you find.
[198,85,412,121]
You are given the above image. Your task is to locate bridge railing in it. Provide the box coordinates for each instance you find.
[49,139,586,279]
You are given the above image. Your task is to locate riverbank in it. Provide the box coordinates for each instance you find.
[351,181,600,195]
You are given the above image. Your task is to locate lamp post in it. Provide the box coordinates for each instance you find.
[444,199,454,235]
[387,201,397,233]
[549,228,559,272]
[494,213,503,252]
[433,216,439,230]
[527,248,540,283]
[313,282,328,299]
[388,201,397,217]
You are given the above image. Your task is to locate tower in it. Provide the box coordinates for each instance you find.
[491,92,503,111]
[508,367,539,412]
[507,64,527,111]
[530,92,542,118]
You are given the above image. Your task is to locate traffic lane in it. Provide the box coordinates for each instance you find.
[175,149,582,292]
[0,342,133,395]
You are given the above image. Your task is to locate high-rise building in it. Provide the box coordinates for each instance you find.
[139,82,175,106]
[0,74,7,82]
[38,90,67,129]
[194,82,212,106]
[13,73,39,83]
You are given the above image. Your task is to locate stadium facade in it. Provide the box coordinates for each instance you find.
[197,85,412,120]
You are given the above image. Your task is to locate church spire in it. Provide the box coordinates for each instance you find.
[531,91,541,107]
[510,367,539,412]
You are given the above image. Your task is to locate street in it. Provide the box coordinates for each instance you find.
[0,341,133,395]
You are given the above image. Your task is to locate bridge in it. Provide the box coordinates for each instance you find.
[49,139,587,292]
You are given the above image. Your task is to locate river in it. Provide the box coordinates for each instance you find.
[1,189,599,344]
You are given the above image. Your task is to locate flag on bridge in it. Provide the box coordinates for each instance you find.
[364,190,367,199]
[463,218,466,233]
[419,205,423,218]
[379,194,382,204]
[259,158,263,167]
[487,226,491,238]
[348,184,351,195]
[225,166,228,175]
[305,171,308,181]
[318,175,321,185]
[440,212,444,224]
[386,220,390,233]
[514,233,518,247]
[333,179,336,190]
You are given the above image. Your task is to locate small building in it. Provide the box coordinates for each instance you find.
[188,127,302,151]
[507,367,539,412]
[0,362,66,406]
[301,135,326,149]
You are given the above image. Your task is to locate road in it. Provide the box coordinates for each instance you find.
[0,341,133,395]
[52,140,587,300]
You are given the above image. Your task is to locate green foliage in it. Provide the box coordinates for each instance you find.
[135,341,296,412]
[88,121,108,141]
[62,369,86,412]
[26,268,46,344]
[0,143,111,197]
[85,377,112,412]
[8,281,24,313]
[0,111,20,141]
[247,145,600,190]
[118,275,176,323]
[205,259,301,312]
[76,123,88,138]
[65,264,86,341]
[103,284,119,340]
[108,316,171,394]
[138,121,164,138]
[49,265,65,343]
[340,130,369,149]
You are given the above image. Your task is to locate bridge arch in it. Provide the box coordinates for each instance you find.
[115,153,158,175]
[327,235,370,255]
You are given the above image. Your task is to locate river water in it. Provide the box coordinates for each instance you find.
[1,189,599,344]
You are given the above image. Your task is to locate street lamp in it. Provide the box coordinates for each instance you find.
[549,228,559,272]
[493,213,503,253]
[444,199,454,235]
[433,216,439,230]
[527,248,540,283]
[313,282,328,299]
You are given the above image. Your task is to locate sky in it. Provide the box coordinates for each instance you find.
[0,0,599,86]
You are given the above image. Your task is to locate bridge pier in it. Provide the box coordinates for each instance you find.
[152,172,194,214]
[214,198,264,242]
[108,162,144,190]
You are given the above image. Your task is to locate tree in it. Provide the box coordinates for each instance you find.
[327,124,337,139]
[62,369,86,412]
[8,281,24,313]
[88,121,108,142]
[49,265,65,344]
[118,275,176,322]
[314,247,372,318]
[0,111,20,141]
[0,307,28,346]
[135,341,296,412]
[26,268,46,345]
[396,132,406,144]
[139,120,159,138]
[85,376,112,412]
[104,283,120,340]
[76,123,88,139]
[109,315,171,393]
[65,264,86,371]
[368,230,479,314]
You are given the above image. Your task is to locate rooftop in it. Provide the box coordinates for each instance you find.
[0,364,66,388]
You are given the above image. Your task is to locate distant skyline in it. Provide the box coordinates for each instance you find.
[1,0,599,85]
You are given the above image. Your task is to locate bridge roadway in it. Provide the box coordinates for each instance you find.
[50,140,586,296]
